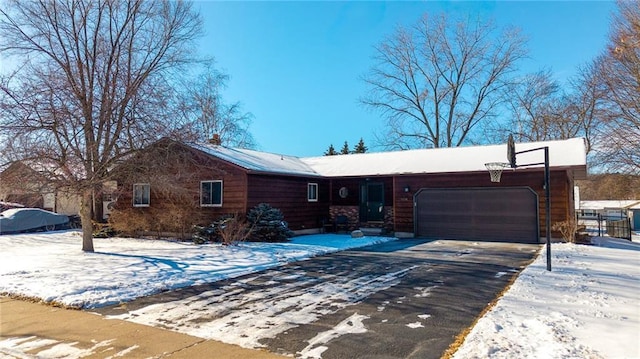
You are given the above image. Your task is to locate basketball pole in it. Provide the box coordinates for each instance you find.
[544,147,551,271]
[491,135,552,271]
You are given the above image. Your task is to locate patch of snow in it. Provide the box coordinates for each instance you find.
[297,313,369,359]
[107,265,418,349]
[406,322,424,329]
[0,337,114,358]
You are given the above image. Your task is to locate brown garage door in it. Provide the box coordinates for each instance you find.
[415,187,539,243]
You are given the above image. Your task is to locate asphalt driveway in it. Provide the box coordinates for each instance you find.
[94,238,540,359]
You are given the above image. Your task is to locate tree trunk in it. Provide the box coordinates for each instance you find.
[80,189,94,252]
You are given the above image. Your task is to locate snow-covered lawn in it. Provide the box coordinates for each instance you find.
[452,236,640,359]
[0,231,395,308]
[1,231,639,358]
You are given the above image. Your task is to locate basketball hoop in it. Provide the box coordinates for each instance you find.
[485,162,510,183]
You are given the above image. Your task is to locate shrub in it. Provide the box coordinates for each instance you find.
[217,215,252,245]
[108,208,152,237]
[552,217,578,243]
[193,214,251,245]
[246,203,293,242]
[109,197,204,239]
[93,221,118,238]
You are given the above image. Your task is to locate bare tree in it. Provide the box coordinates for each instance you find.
[592,1,640,174]
[500,69,562,142]
[176,66,256,148]
[563,61,607,155]
[498,67,602,154]
[362,13,527,149]
[0,0,203,251]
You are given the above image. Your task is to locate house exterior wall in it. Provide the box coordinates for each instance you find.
[246,174,330,231]
[53,192,81,215]
[114,146,329,233]
[151,166,242,219]
[392,169,576,237]
[113,144,250,230]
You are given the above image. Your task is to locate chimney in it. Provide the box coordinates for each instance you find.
[208,134,222,146]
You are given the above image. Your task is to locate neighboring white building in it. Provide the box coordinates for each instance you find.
[577,199,640,219]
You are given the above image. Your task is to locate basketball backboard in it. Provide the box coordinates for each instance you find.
[507,134,516,168]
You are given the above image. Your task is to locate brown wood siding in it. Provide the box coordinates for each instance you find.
[393,169,574,237]
[114,144,249,226]
[116,172,247,219]
[247,174,330,230]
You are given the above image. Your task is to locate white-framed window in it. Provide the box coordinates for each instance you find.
[201,180,223,207]
[307,183,318,202]
[133,183,150,207]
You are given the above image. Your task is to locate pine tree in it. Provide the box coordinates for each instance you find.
[340,141,350,155]
[247,203,293,242]
[353,138,368,153]
[324,144,338,156]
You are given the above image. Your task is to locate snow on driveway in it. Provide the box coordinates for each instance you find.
[1,231,639,358]
[107,265,418,348]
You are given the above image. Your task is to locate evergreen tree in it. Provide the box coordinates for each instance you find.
[324,144,338,156]
[353,138,368,153]
[340,141,350,155]
[247,203,293,242]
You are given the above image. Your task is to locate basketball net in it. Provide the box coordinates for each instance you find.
[485,162,510,183]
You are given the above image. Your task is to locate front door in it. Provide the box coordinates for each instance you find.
[360,182,384,222]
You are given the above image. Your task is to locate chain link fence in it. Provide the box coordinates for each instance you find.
[578,213,632,241]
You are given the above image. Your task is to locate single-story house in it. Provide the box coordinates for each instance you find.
[0,161,80,216]
[113,137,587,243]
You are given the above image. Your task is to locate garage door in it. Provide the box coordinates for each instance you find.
[415,187,539,243]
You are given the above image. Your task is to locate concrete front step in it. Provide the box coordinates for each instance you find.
[359,227,384,236]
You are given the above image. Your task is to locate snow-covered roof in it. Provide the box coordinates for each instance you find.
[3,159,86,181]
[187,138,587,178]
[188,143,321,177]
[580,200,640,210]
[301,138,587,177]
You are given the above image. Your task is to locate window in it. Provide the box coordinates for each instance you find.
[133,183,150,207]
[308,183,318,202]
[201,180,223,207]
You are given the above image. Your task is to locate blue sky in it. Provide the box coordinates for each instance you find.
[196,1,615,157]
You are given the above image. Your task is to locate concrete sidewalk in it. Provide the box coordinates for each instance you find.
[0,297,285,358]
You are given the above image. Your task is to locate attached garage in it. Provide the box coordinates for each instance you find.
[415,187,539,243]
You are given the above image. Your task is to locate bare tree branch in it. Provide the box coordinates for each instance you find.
[0,0,204,251]
[362,13,526,149]
[590,1,640,174]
